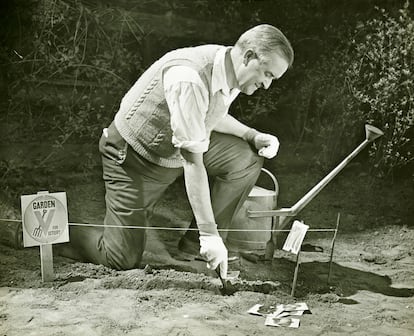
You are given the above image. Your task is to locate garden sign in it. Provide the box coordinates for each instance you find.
[21,191,69,282]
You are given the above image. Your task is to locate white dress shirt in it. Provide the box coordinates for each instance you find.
[163,47,240,153]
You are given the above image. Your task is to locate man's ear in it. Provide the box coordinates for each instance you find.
[243,49,257,66]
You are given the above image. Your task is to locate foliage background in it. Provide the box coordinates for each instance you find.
[0,0,413,200]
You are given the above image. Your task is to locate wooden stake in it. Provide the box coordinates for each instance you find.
[40,243,54,282]
[327,213,340,285]
[291,251,301,297]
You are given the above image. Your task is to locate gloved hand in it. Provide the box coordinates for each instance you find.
[199,234,228,279]
[243,128,280,159]
[254,133,280,159]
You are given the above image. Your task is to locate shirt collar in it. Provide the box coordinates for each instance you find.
[211,47,240,96]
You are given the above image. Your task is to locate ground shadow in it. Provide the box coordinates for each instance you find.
[302,260,414,297]
[239,257,414,298]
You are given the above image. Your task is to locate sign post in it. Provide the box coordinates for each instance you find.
[40,243,54,282]
[20,191,69,282]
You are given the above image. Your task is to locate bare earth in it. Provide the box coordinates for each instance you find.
[0,145,413,336]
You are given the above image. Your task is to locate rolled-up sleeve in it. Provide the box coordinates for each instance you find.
[163,66,210,153]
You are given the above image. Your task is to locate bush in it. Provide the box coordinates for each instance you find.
[288,1,414,176]
[345,2,414,177]
[3,0,145,157]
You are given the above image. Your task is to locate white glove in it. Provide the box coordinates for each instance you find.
[199,235,228,279]
[254,133,280,159]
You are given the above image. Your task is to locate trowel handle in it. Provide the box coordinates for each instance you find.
[260,168,279,197]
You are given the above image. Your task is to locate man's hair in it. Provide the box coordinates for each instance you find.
[235,24,294,67]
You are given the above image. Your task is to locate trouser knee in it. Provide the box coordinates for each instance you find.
[104,231,145,270]
[108,252,143,271]
[220,146,264,181]
[206,132,264,180]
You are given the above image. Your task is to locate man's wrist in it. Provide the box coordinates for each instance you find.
[242,128,260,145]
[198,223,220,237]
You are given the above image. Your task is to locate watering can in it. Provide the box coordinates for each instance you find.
[226,168,279,252]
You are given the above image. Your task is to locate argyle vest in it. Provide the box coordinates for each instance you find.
[114,44,226,168]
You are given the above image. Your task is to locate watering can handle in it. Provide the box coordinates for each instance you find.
[260,168,279,197]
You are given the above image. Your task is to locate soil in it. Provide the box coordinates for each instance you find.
[0,141,413,336]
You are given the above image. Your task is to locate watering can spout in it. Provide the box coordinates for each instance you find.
[365,124,384,142]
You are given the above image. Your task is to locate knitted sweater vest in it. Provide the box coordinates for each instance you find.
[114,44,226,168]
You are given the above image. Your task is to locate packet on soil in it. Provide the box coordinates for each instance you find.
[264,315,300,328]
[247,302,309,317]
[280,302,309,312]
[276,311,304,318]
[247,303,282,316]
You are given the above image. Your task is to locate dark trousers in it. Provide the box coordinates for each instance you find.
[70,122,263,270]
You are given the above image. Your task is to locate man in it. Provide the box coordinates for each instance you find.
[70,24,294,279]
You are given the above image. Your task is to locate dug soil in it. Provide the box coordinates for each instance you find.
[0,141,413,335]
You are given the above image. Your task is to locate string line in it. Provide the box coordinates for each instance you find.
[0,218,337,233]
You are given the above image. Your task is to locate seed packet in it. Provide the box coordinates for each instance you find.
[265,314,300,328]
[282,220,309,254]
[247,303,283,316]
[280,302,309,313]
[276,311,304,318]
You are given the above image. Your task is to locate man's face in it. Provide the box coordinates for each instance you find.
[237,50,289,95]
